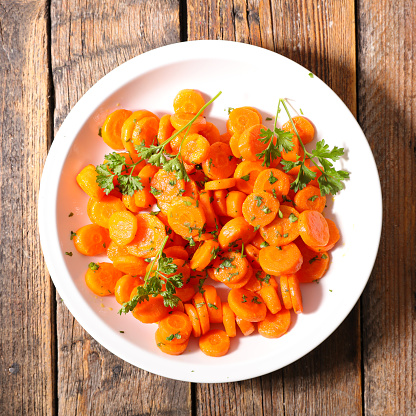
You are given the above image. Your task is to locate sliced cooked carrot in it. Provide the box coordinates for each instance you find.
[121,194,140,213]
[280,275,293,309]
[224,190,246,218]
[228,288,267,322]
[202,142,238,180]
[150,169,186,202]
[233,160,266,194]
[218,216,256,250]
[288,274,303,314]
[175,284,195,302]
[296,239,330,283]
[200,121,221,144]
[155,328,189,355]
[219,131,232,143]
[298,210,330,246]
[114,274,144,305]
[242,191,279,227]
[293,185,326,213]
[250,232,267,250]
[212,189,228,217]
[158,311,193,344]
[125,213,166,258]
[87,195,127,228]
[85,262,123,296]
[259,243,303,275]
[183,179,199,200]
[73,224,111,256]
[76,164,105,201]
[167,197,206,239]
[282,116,315,144]
[253,168,291,202]
[199,329,230,357]
[227,107,261,135]
[180,133,210,164]
[308,218,340,252]
[173,89,205,115]
[131,293,169,323]
[258,281,282,314]
[222,302,237,337]
[257,309,291,338]
[108,211,138,246]
[157,114,175,151]
[241,106,263,122]
[190,240,219,271]
[106,241,129,261]
[101,109,133,150]
[212,251,249,284]
[198,191,219,229]
[192,292,210,335]
[308,166,323,187]
[184,303,202,337]
[244,244,260,268]
[164,246,189,261]
[259,205,300,246]
[224,263,253,289]
[229,133,242,158]
[235,316,256,336]
[238,124,274,163]
[202,285,223,323]
[205,178,236,191]
[133,164,158,208]
[281,133,303,163]
[170,113,206,133]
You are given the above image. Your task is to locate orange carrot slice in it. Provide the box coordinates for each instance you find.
[257,309,291,338]
[73,224,111,256]
[199,329,230,357]
[259,243,303,275]
[228,288,267,322]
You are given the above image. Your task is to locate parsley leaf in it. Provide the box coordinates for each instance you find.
[240,174,250,181]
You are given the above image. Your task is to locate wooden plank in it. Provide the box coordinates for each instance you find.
[0,2,55,415]
[357,0,416,414]
[187,1,361,415]
[50,1,191,415]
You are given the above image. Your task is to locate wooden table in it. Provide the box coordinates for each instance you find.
[1,1,414,414]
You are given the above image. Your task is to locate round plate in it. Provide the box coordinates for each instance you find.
[38,40,382,383]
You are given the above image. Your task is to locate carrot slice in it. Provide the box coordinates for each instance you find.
[296,239,330,283]
[259,205,300,246]
[236,316,256,336]
[225,191,246,218]
[199,329,230,357]
[212,189,228,217]
[133,164,158,208]
[200,122,221,144]
[280,275,293,309]
[250,232,267,250]
[205,178,236,191]
[253,168,291,202]
[184,303,202,338]
[282,116,315,144]
[259,243,303,275]
[218,216,256,250]
[212,251,249,284]
[227,107,261,135]
[238,124,277,163]
[308,166,323,187]
[101,109,132,150]
[132,293,169,323]
[125,213,166,258]
[150,169,186,202]
[293,185,326,213]
[112,255,147,276]
[164,246,189,261]
[173,89,205,115]
[158,311,193,344]
[114,274,144,305]
[192,292,210,335]
[73,224,111,256]
[76,164,105,201]
[257,309,291,338]
[219,131,232,143]
[85,262,123,296]
[258,282,282,314]
[202,142,238,180]
[190,240,220,271]
[222,302,237,337]
[183,179,199,200]
[155,328,189,355]
[228,288,267,322]
[167,197,206,239]
[202,285,223,323]
[234,160,266,194]
[106,241,129,261]
[121,194,140,213]
[308,218,340,252]
[298,210,330,246]
[229,133,242,158]
[108,211,138,246]
[198,191,219,229]
[288,274,303,314]
[244,244,260,269]
[157,114,175,150]
[242,191,279,227]
[243,270,262,292]
[224,263,253,289]
[180,133,210,164]
[170,113,206,133]
[87,195,127,228]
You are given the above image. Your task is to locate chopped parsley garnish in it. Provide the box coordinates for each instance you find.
[254,195,263,207]
[65,252,73,256]
[208,303,218,310]
[289,213,298,223]
[241,295,247,303]
[308,195,319,202]
[241,174,250,181]
[259,241,269,248]
[88,262,99,270]
[68,212,74,217]
[70,231,77,240]
[166,332,182,341]
[251,296,262,304]
[268,171,278,184]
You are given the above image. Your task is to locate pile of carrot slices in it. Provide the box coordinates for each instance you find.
[73,89,340,357]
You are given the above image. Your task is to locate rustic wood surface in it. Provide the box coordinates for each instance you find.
[0,0,414,415]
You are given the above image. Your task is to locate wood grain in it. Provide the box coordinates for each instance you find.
[0,1,54,415]
[51,1,191,415]
[187,1,361,414]
[357,0,416,414]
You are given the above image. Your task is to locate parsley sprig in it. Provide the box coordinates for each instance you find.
[135,91,222,181]
[118,236,183,314]
[278,99,349,195]
[96,152,144,196]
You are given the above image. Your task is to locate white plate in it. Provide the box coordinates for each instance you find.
[38,40,382,383]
